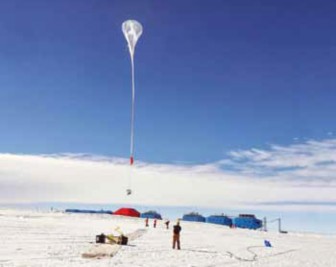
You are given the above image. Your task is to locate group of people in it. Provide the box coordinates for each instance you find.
[144,218,182,250]
[145,217,159,228]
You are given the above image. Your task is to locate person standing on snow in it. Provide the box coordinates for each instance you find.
[153,219,157,228]
[172,221,181,249]
[165,219,170,229]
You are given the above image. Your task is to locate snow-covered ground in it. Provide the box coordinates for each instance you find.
[0,209,335,267]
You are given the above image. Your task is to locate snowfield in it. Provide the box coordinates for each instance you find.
[0,209,335,267]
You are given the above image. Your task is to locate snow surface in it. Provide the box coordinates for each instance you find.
[0,209,335,267]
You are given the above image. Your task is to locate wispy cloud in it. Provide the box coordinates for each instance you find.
[223,139,336,182]
[0,138,336,211]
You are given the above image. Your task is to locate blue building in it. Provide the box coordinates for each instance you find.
[182,212,206,222]
[140,211,162,219]
[65,209,113,214]
[232,214,262,230]
[206,215,232,227]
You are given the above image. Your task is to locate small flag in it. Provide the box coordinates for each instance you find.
[264,240,272,247]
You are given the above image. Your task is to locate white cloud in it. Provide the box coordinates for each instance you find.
[0,138,336,211]
[224,139,336,181]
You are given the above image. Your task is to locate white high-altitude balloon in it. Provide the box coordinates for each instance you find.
[122,20,143,196]
[122,19,143,162]
[122,20,143,58]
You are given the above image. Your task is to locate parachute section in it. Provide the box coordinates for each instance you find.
[126,189,132,196]
[122,20,143,196]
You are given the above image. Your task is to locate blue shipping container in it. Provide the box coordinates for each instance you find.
[206,215,232,226]
[232,216,262,230]
[182,213,206,222]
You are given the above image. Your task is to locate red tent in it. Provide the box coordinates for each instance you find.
[113,208,140,217]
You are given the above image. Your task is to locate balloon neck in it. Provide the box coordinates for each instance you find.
[128,47,135,59]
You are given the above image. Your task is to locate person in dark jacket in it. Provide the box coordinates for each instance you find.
[165,219,170,229]
[172,221,181,249]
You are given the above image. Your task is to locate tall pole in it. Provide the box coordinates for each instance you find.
[263,217,267,232]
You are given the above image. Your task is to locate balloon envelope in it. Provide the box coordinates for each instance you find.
[122,20,143,58]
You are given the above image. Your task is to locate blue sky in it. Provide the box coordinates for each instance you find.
[1,0,336,233]
[1,0,335,163]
